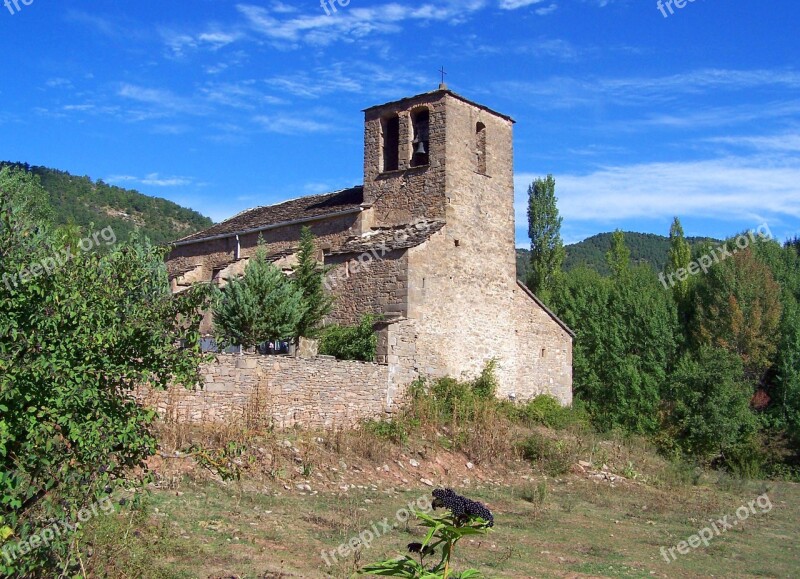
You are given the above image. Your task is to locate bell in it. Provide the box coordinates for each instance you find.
[414,141,427,155]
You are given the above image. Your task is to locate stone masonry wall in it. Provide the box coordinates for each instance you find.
[400,94,573,403]
[135,354,392,429]
[512,284,573,404]
[363,94,447,227]
[324,249,409,326]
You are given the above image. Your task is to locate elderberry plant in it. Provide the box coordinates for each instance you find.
[357,489,494,579]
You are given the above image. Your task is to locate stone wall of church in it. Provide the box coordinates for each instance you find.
[511,285,573,404]
[135,354,392,429]
[166,211,364,284]
[398,95,573,404]
[324,249,409,326]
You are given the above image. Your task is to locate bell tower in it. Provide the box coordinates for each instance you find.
[361,87,516,262]
[362,89,448,227]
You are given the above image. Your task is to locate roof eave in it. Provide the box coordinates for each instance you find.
[516,280,576,338]
[170,206,364,248]
[363,89,515,124]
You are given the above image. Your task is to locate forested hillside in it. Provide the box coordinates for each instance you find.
[0,162,212,244]
[517,231,719,280]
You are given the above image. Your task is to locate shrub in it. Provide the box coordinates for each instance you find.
[518,433,575,476]
[358,489,494,578]
[213,248,306,349]
[511,395,586,430]
[364,419,408,444]
[318,314,378,361]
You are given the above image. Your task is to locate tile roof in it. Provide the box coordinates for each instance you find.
[173,186,364,245]
[328,220,446,256]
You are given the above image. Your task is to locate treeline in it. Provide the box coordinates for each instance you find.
[0,162,213,245]
[516,231,719,280]
[526,176,800,478]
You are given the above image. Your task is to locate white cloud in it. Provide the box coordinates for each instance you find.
[253,114,336,135]
[495,69,800,110]
[236,1,489,46]
[499,0,547,9]
[513,154,800,229]
[535,4,558,15]
[107,173,193,187]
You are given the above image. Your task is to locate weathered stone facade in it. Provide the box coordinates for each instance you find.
[136,354,392,429]
[164,87,574,409]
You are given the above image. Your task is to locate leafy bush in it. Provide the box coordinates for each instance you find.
[510,395,588,430]
[318,314,378,361]
[518,434,575,476]
[358,489,493,578]
[0,183,210,575]
[364,419,408,444]
[213,248,306,349]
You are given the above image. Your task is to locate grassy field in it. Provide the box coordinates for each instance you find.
[77,378,799,578]
[82,431,799,578]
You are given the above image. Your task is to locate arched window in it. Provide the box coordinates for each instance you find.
[476,122,487,174]
[410,108,430,167]
[382,115,400,172]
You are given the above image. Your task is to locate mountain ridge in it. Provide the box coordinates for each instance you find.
[1,161,213,245]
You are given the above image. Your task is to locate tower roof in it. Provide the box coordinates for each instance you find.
[363,88,515,124]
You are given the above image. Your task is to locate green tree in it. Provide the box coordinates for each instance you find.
[664,217,692,301]
[550,265,678,433]
[318,314,378,362]
[293,226,334,338]
[213,250,306,349]
[526,175,565,300]
[0,165,52,226]
[751,238,800,447]
[605,229,631,279]
[688,247,782,383]
[0,184,210,575]
[662,346,757,463]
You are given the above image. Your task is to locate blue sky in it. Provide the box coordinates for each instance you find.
[1,0,798,246]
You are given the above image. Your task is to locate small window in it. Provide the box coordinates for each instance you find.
[476,122,487,174]
[382,115,400,171]
[410,109,430,167]
[541,347,546,359]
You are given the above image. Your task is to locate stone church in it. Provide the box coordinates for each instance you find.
[166,86,574,406]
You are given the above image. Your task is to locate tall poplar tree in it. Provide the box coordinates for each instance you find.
[665,217,692,301]
[526,175,565,299]
[605,230,631,279]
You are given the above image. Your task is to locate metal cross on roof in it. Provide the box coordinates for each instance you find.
[439,66,447,85]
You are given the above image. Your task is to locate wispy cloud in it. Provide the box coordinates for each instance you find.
[707,132,800,152]
[107,173,194,187]
[514,153,800,229]
[236,1,491,46]
[499,0,548,9]
[253,114,337,135]
[162,29,243,58]
[495,69,800,109]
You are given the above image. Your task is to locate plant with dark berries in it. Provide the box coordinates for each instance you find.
[357,489,494,578]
